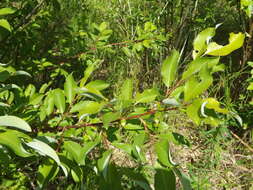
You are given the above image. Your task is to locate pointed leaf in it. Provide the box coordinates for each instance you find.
[97,150,113,173]
[85,80,109,91]
[0,8,16,16]
[0,19,12,32]
[63,141,82,164]
[184,66,213,101]
[26,139,67,176]
[53,89,65,113]
[64,74,77,104]
[155,139,174,167]
[70,101,104,115]
[161,50,180,88]
[0,115,31,132]
[186,99,202,125]
[206,32,245,56]
[193,27,216,59]
[80,63,96,87]
[0,130,31,157]
[174,168,192,190]
[182,57,219,80]
[135,88,159,104]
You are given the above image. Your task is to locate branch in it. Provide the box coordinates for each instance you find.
[56,106,179,131]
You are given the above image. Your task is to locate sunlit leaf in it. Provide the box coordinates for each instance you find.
[186,99,202,125]
[206,32,245,56]
[53,89,65,113]
[161,49,180,88]
[37,159,59,189]
[0,19,12,32]
[173,168,192,190]
[26,139,67,176]
[70,101,105,115]
[0,130,31,157]
[0,115,31,132]
[155,139,174,167]
[193,27,216,59]
[0,8,16,16]
[85,80,109,91]
[135,88,159,104]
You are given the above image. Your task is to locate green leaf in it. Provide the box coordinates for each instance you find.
[53,89,65,113]
[0,19,12,32]
[135,88,159,104]
[0,130,31,157]
[0,70,10,82]
[70,101,104,115]
[37,159,59,189]
[85,80,109,91]
[0,8,16,16]
[44,92,55,116]
[182,57,220,80]
[80,137,101,165]
[184,65,213,102]
[161,49,180,88]
[154,168,176,190]
[119,78,133,101]
[64,74,77,104]
[29,94,44,105]
[102,112,120,127]
[0,115,31,132]
[14,70,31,77]
[202,98,228,115]
[80,63,96,87]
[63,141,82,165]
[173,168,192,190]
[186,99,202,125]
[26,139,67,176]
[112,143,133,155]
[133,133,146,146]
[206,32,245,56]
[59,155,83,183]
[155,139,174,167]
[193,27,216,59]
[120,168,152,190]
[97,150,113,175]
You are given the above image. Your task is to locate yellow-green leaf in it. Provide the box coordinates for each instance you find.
[206,32,245,56]
[193,27,216,59]
[0,8,15,16]
[0,19,12,32]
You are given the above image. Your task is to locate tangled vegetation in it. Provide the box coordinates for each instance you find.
[0,0,252,189]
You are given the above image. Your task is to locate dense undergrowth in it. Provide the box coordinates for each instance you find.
[0,0,252,189]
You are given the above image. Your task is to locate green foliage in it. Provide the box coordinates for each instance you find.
[0,0,250,189]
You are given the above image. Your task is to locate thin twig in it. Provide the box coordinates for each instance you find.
[230,130,253,153]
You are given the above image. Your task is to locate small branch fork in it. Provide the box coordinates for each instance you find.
[54,106,179,131]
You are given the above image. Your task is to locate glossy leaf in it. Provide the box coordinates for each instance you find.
[155,139,174,167]
[161,49,180,88]
[202,98,228,114]
[0,130,31,157]
[112,143,133,155]
[0,115,31,132]
[135,88,159,104]
[53,89,66,113]
[80,137,101,165]
[26,139,67,176]
[192,27,215,59]
[64,74,77,104]
[154,168,176,190]
[0,19,11,32]
[102,112,120,127]
[206,32,245,56]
